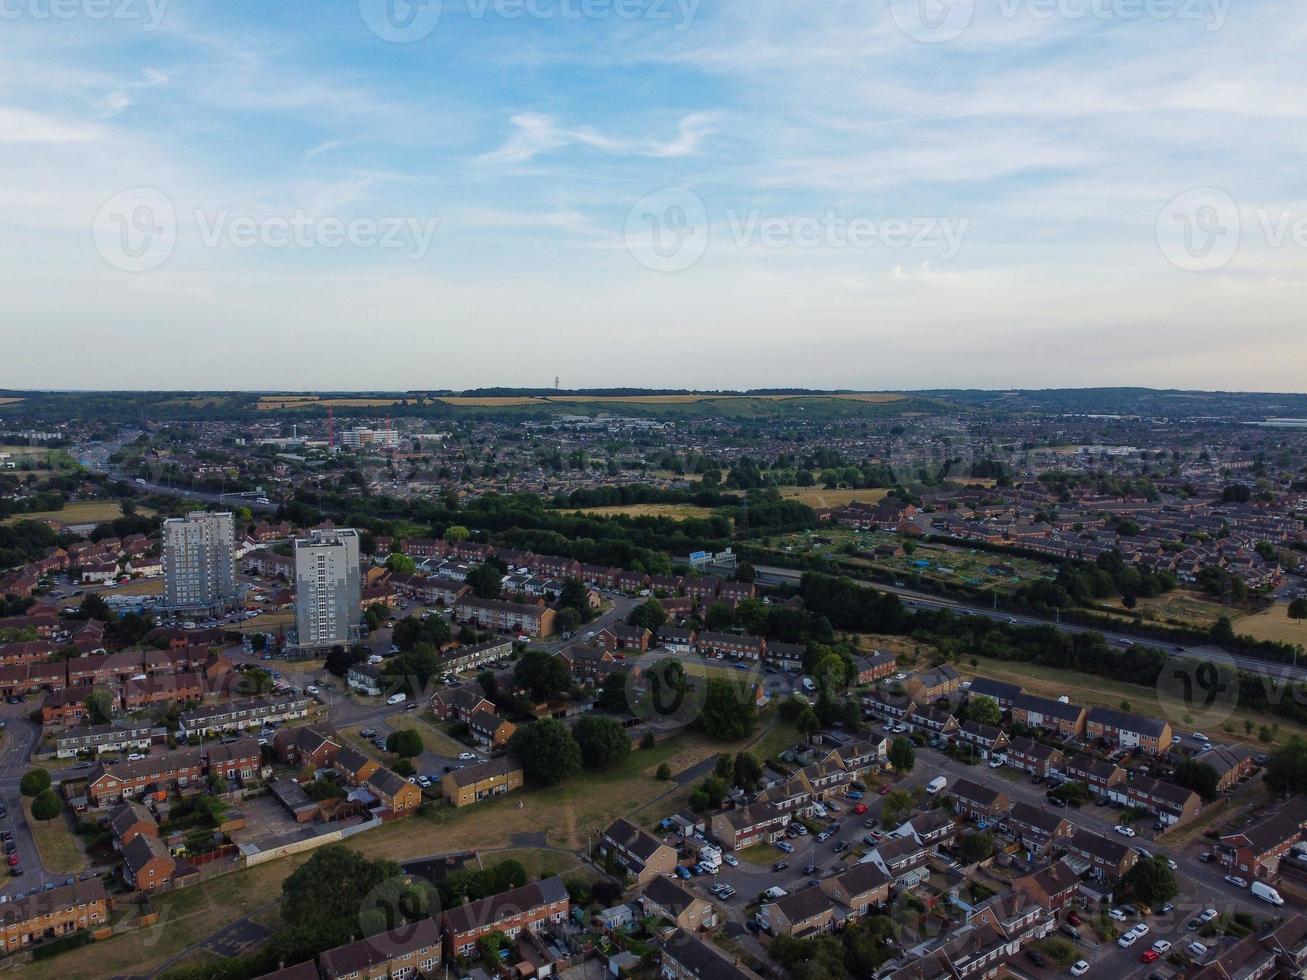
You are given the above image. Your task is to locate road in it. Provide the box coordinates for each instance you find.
[0,705,72,897]
[755,564,1307,683]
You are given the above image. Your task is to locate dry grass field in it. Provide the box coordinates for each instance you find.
[1235,603,1307,645]
[438,396,542,407]
[0,398,24,406]
[575,503,716,520]
[778,486,891,509]
[2,500,144,526]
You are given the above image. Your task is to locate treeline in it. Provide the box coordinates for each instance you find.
[555,484,738,509]
[0,520,66,569]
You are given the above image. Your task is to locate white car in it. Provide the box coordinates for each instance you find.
[1134,923,1150,937]
[1189,941,1209,959]
[386,692,407,705]
[458,751,478,761]
[416,775,431,787]
[988,758,1004,769]
[1224,874,1248,888]
[1198,908,1219,923]
[1118,930,1140,948]
[1114,824,1136,837]
[306,685,320,695]
[1108,908,1127,921]
[1070,961,1090,977]
[722,854,739,867]
[1152,940,1172,954]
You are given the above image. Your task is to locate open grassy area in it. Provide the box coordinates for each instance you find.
[1098,589,1235,630]
[23,800,85,874]
[573,503,716,520]
[24,859,300,980]
[230,612,295,633]
[482,847,585,880]
[385,710,472,758]
[2,500,145,526]
[960,656,1306,748]
[100,577,165,597]
[1233,603,1307,645]
[777,487,891,509]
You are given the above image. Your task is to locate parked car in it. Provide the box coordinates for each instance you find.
[1224,875,1249,889]
[1114,824,1136,837]
[772,861,789,872]
[1070,961,1090,976]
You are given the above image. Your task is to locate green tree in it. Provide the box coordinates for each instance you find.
[1172,759,1220,799]
[957,831,995,864]
[557,577,594,622]
[466,563,504,600]
[31,789,61,822]
[797,706,821,736]
[1122,855,1179,907]
[734,751,764,791]
[881,788,914,825]
[281,845,402,928]
[573,715,631,770]
[444,525,470,543]
[696,679,758,741]
[627,599,667,633]
[386,728,424,758]
[385,553,417,575]
[508,719,582,785]
[1289,598,1307,621]
[19,768,51,797]
[888,737,916,773]
[84,689,115,725]
[1265,737,1307,794]
[656,762,672,780]
[513,649,572,702]
[967,695,1001,727]
[702,601,735,631]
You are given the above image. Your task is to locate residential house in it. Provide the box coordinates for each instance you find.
[819,862,891,922]
[109,799,158,849]
[1195,743,1259,793]
[0,880,109,953]
[1004,736,1064,778]
[859,835,929,886]
[1063,828,1139,881]
[1009,693,1086,738]
[318,919,442,980]
[760,888,836,938]
[123,833,176,892]
[85,750,206,807]
[598,818,679,885]
[966,677,1023,710]
[467,710,515,749]
[1085,706,1173,755]
[949,778,1011,823]
[1217,797,1307,880]
[1001,801,1073,856]
[1011,860,1082,912]
[272,725,341,768]
[429,686,494,723]
[710,803,791,851]
[956,721,1009,760]
[658,930,764,980]
[854,650,897,685]
[366,767,423,816]
[1118,774,1201,827]
[439,877,570,960]
[453,595,556,637]
[640,876,716,933]
[696,632,764,661]
[442,758,524,808]
[903,664,961,703]
[1061,753,1126,796]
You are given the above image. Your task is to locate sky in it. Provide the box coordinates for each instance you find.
[2,0,1305,392]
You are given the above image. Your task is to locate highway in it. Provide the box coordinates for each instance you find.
[754,564,1307,683]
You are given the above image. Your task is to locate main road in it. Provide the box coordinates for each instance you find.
[755,564,1307,683]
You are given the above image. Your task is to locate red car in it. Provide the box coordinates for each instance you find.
[1140,951,1160,964]
[877,784,892,796]
[1066,913,1082,926]
[852,803,868,814]
[6,854,17,867]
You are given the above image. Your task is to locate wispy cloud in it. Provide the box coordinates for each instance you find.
[476,111,717,165]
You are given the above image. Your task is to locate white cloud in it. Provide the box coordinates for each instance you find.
[476,111,717,165]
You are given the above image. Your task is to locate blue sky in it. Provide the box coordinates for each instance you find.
[2,0,1304,391]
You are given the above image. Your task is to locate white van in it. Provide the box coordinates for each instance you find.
[927,776,948,795]
[386,692,407,705]
[1251,881,1285,906]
